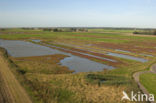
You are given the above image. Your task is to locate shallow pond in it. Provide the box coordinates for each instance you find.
[0,39,115,72]
[60,56,115,73]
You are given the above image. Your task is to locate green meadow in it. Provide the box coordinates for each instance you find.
[140,73,156,97]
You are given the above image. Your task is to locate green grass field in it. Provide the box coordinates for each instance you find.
[1,28,156,43]
[87,28,135,33]
[140,73,156,98]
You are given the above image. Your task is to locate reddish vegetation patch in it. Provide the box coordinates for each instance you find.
[14,54,67,64]
[132,41,156,47]
[68,47,122,61]
[12,54,74,74]
[94,42,156,54]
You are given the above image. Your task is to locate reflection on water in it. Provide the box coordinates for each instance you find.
[60,56,115,73]
[0,39,66,57]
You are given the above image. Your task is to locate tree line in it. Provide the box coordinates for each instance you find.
[133,30,156,35]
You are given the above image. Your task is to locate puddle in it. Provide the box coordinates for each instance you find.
[106,52,148,63]
[140,53,153,57]
[0,39,115,72]
[60,56,115,73]
[115,49,131,53]
[31,39,41,43]
[100,80,106,83]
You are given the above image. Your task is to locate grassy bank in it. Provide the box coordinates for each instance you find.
[0,47,32,103]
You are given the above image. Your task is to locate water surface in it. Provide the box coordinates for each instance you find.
[0,39,66,57]
[115,49,131,53]
[140,53,153,57]
[0,39,115,72]
[106,52,148,63]
[60,56,115,73]
[31,39,41,43]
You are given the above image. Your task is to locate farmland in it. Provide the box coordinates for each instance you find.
[0,28,156,103]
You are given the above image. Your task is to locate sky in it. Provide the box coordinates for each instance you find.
[0,0,156,28]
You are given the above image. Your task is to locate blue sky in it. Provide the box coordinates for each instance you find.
[0,0,156,28]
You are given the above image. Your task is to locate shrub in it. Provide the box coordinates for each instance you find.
[0,29,5,31]
[133,31,139,34]
[17,68,27,75]
[53,28,58,32]
[43,28,52,31]
[86,74,131,85]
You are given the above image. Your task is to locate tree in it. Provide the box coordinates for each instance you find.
[43,28,52,31]
[0,28,5,31]
[153,30,156,35]
[70,28,77,32]
[78,28,88,32]
[53,28,58,32]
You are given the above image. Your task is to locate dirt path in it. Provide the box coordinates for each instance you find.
[0,53,32,103]
[133,64,156,103]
